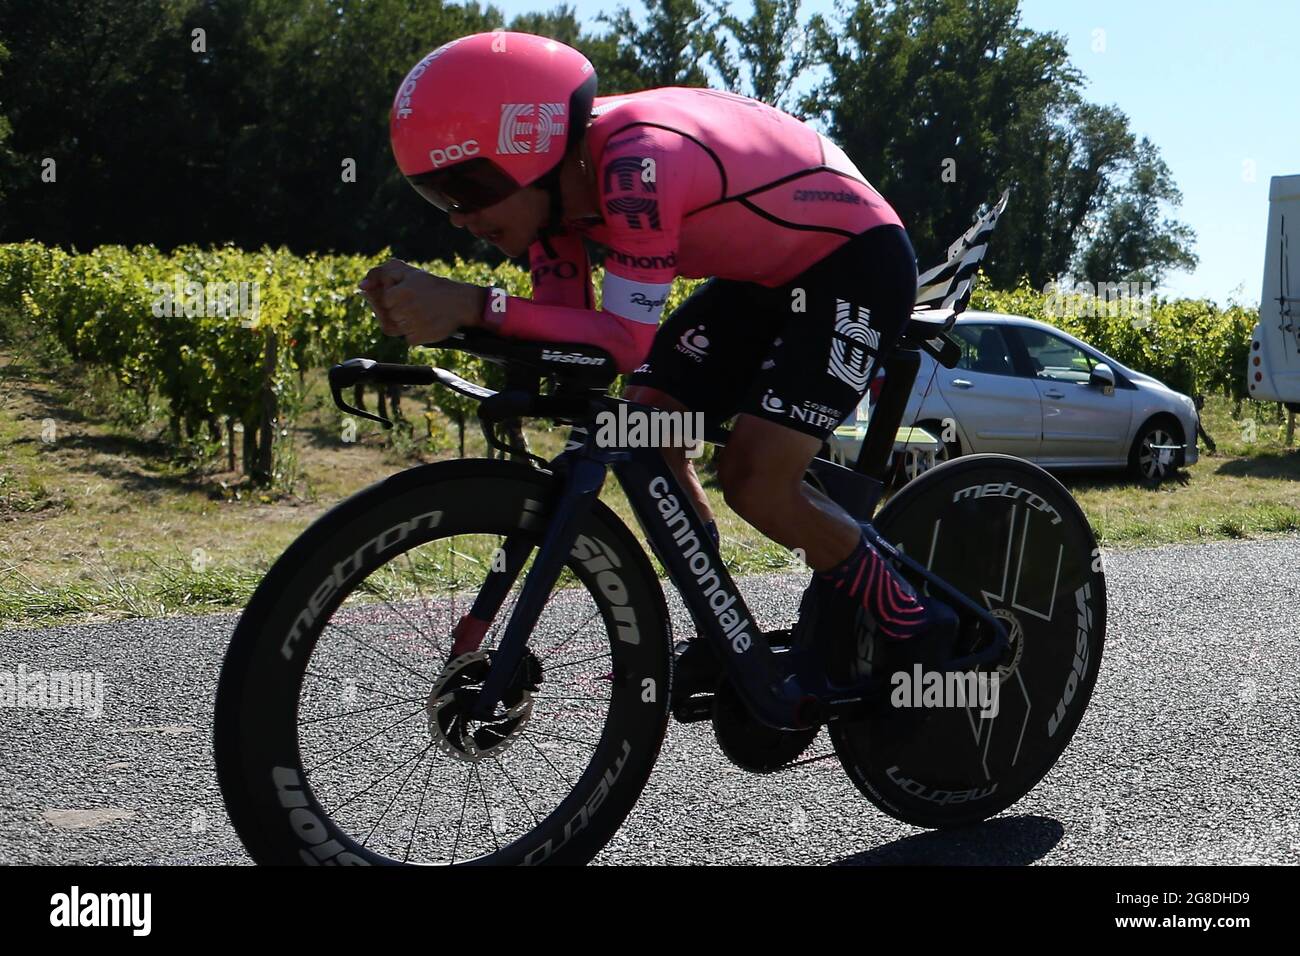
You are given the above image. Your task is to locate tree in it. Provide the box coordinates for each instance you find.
[1010,100,1135,285]
[596,0,719,91]
[803,0,1197,289]
[0,0,502,260]
[507,4,586,45]
[0,38,15,216]
[710,0,811,111]
[806,0,1089,283]
[1074,138,1198,286]
[0,0,199,246]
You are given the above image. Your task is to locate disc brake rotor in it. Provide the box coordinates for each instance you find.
[427,650,541,762]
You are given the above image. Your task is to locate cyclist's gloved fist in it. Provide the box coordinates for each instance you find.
[358,259,487,345]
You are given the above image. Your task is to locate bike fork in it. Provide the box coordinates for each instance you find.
[470,456,607,720]
[448,535,533,657]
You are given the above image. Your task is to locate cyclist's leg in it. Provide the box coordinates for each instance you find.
[621,383,715,530]
[715,415,859,569]
[626,278,780,538]
[721,223,955,644]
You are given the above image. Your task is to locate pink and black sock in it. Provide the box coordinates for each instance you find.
[816,531,928,640]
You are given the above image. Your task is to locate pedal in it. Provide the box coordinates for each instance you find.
[672,693,715,723]
[671,639,721,703]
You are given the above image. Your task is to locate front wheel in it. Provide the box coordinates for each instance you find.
[831,454,1106,828]
[214,458,672,865]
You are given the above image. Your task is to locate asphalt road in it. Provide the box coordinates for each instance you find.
[1,535,1297,865]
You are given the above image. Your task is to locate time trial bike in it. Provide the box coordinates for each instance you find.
[214,311,1106,866]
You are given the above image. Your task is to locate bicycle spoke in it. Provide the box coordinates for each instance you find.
[361,743,436,848]
[544,650,612,673]
[474,764,500,852]
[404,549,447,658]
[329,740,434,815]
[404,751,440,864]
[321,617,434,686]
[492,756,541,826]
[305,705,426,774]
[451,765,473,865]
[449,543,459,639]
[537,606,603,662]
[302,669,415,702]
[523,733,575,788]
[299,695,427,726]
[523,726,600,749]
[349,581,440,663]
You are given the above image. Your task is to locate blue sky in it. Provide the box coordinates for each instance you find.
[487,0,1300,306]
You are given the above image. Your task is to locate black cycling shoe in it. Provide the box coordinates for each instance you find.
[874,597,960,678]
[790,573,862,687]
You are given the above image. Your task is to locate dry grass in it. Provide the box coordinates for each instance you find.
[0,351,791,627]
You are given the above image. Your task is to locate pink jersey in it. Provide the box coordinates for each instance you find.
[483,87,902,372]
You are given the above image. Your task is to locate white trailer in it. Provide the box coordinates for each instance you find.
[1248,174,1300,408]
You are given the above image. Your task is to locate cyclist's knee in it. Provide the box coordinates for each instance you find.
[718,449,798,522]
[623,384,688,414]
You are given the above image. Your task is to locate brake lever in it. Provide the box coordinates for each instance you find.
[329,359,394,429]
[332,389,393,429]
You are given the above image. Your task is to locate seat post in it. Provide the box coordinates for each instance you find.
[856,348,921,482]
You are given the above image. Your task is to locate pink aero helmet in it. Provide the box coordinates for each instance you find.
[390,32,597,213]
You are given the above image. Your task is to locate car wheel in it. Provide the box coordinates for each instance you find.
[893,421,959,485]
[918,419,961,462]
[1129,417,1183,482]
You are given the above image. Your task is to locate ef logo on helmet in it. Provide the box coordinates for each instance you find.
[498,103,567,156]
[429,140,480,167]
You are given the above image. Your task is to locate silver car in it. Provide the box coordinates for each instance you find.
[859,312,1201,480]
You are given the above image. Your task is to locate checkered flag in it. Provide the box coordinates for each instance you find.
[913,189,1010,316]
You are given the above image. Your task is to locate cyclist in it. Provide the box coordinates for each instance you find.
[360,31,957,662]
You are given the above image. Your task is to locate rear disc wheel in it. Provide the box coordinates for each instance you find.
[830,454,1106,828]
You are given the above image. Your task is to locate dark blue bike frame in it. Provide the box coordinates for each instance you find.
[468,383,1009,730]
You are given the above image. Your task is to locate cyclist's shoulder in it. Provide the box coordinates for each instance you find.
[591,87,791,138]
[590,90,701,156]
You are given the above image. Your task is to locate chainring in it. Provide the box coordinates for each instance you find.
[711,678,819,774]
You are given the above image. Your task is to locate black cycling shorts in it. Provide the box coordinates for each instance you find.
[628,223,918,441]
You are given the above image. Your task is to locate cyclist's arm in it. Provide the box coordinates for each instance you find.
[528,232,595,309]
[481,297,656,373]
[482,241,675,375]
